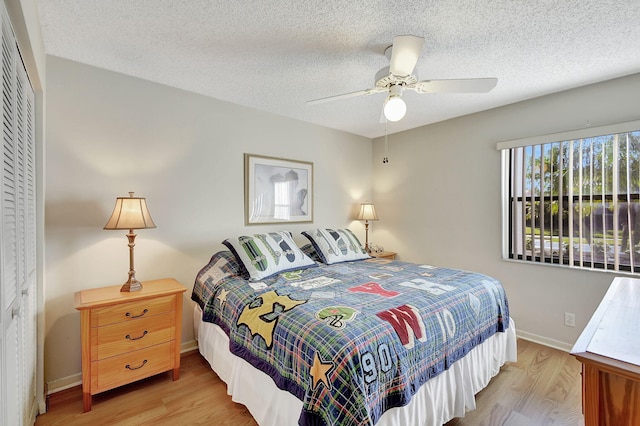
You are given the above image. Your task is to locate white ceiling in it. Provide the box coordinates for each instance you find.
[35,0,640,139]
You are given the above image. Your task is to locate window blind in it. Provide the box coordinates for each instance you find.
[501,124,640,273]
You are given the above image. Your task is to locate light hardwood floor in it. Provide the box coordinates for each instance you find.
[36,339,583,426]
[445,339,584,426]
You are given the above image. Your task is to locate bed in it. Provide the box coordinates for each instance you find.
[191,230,516,426]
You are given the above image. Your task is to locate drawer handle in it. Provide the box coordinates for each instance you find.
[125,330,148,341]
[125,360,148,370]
[125,308,148,319]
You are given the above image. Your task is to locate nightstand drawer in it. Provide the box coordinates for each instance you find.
[92,341,174,393]
[91,295,176,327]
[92,312,175,360]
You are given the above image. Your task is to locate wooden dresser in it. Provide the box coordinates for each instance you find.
[570,277,640,426]
[75,278,187,412]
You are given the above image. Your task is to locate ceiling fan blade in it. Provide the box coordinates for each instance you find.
[389,35,424,77]
[411,78,498,94]
[307,87,386,105]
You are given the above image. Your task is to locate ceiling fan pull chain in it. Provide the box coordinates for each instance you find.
[383,120,389,164]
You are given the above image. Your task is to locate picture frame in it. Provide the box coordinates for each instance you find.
[244,153,314,225]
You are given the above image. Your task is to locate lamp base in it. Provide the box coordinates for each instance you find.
[364,221,370,253]
[120,279,142,292]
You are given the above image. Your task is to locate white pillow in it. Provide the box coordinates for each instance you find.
[301,228,370,264]
[223,232,316,281]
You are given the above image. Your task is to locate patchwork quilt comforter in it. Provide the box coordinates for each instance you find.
[192,251,510,426]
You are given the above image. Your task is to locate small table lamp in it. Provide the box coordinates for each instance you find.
[104,192,156,292]
[357,202,379,252]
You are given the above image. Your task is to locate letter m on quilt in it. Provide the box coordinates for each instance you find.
[376,304,426,349]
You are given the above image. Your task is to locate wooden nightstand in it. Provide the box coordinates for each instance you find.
[370,251,397,260]
[74,278,187,412]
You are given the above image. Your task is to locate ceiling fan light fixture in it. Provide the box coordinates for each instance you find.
[305,35,498,127]
[383,94,406,122]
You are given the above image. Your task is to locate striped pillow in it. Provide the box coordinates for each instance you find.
[301,228,370,264]
[223,232,316,281]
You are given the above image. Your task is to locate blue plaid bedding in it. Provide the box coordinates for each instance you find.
[192,251,510,426]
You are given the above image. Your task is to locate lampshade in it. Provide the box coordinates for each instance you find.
[104,192,156,230]
[357,203,379,221]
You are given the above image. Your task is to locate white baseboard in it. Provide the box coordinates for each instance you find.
[181,339,198,353]
[46,373,82,395]
[516,330,574,352]
[46,340,199,396]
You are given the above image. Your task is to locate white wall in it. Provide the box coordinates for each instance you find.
[372,72,640,350]
[44,56,372,388]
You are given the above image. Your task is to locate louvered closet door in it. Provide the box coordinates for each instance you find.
[0,2,36,424]
[1,4,21,425]
[17,49,37,424]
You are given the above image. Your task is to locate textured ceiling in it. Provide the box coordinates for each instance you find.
[36,0,640,139]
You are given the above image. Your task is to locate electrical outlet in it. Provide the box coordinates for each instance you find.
[564,312,575,327]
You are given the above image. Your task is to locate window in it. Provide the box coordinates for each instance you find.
[500,121,640,273]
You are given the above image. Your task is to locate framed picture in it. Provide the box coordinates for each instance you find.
[244,153,314,225]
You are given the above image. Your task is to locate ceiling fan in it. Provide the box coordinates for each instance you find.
[307,35,498,122]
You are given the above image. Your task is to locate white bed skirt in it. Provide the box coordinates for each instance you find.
[193,304,517,426]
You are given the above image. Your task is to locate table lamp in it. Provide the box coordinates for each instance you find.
[357,202,379,252]
[104,192,156,292]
